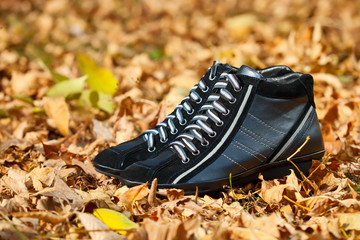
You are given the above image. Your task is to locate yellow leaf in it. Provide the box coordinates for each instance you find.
[43,97,70,136]
[77,53,118,95]
[93,208,138,235]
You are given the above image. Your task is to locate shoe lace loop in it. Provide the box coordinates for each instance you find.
[143,62,222,151]
[169,72,242,163]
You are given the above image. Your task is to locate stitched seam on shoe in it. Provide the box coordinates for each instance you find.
[221,153,247,170]
[247,113,286,135]
[232,140,267,160]
[280,111,315,160]
[230,143,264,162]
[132,163,152,170]
[238,130,274,150]
[108,148,120,155]
[240,126,277,147]
[169,85,251,184]
[269,106,314,163]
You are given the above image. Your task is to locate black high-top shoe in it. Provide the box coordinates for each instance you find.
[93,63,294,178]
[118,66,325,193]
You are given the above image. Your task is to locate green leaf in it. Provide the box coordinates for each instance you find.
[13,94,34,106]
[79,89,93,108]
[49,69,69,82]
[39,59,69,82]
[93,208,138,235]
[77,53,118,95]
[0,109,8,118]
[149,48,164,60]
[47,75,87,99]
[79,90,115,114]
[96,91,116,114]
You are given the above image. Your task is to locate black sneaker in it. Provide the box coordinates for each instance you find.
[118,66,325,193]
[93,63,294,177]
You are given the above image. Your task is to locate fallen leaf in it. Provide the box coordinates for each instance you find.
[118,183,149,211]
[11,71,39,96]
[47,75,87,98]
[3,169,28,195]
[33,176,83,210]
[260,170,301,206]
[93,208,138,235]
[43,97,70,136]
[166,188,184,201]
[338,213,360,230]
[77,212,124,240]
[77,53,118,95]
[225,14,258,40]
[30,167,55,191]
[12,211,68,225]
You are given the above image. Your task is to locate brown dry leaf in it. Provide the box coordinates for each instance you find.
[34,176,83,210]
[229,227,278,240]
[166,188,184,201]
[43,96,70,136]
[118,183,149,211]
[260,170,301,206]
[12,211,68,225]
[3,169,28,194]
[85,189,124,212]
[11,71,39,96]
[338,213,360,231]
[30,167,56,191]
[0,220,36,240]
[141,217,199,240]
[225,14,258,40]
[200,195,223,212]
[299,216,341,239]
[148,178,158,207]
[77,212,125,240]
[1,0,360,239]
[222,201,243,218]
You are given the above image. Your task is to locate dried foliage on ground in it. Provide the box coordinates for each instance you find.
[0,0,359,239]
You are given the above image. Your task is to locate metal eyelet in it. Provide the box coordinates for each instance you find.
[182,158,190,164]
[201,86,209,92]
[186,108,194,115]
[234,86,242,92]
[216,120,224,127]
[201,139,209,146]
[196,97,202,104]
[229,98,236,104]
[179,119,187,126]
[148,146,156,152]
[160,138,168,143]
[209,131,217,138]
[222,109,230,116]
[192,149,200,156]
[171,129,178,135]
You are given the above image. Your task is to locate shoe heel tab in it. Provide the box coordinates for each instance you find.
[299,74,315,107]
[257,65,294,77]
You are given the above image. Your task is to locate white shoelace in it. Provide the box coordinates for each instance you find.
[169,73,242,163]
[143,62,221,152]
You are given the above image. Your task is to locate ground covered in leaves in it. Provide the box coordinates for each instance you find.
[0,0,360,239]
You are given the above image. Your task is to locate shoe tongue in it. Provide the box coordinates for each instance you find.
[212,61,237,72]
[238,65,264,80]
